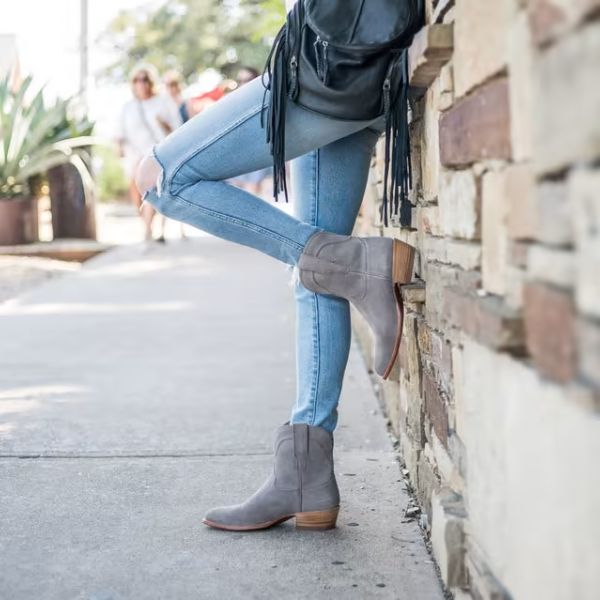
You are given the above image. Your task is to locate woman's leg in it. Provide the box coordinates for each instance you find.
[127,162,154,241]
[289,124,384,434]
[138,76,381,266]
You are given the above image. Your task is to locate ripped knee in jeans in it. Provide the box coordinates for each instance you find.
[135,151,165,200]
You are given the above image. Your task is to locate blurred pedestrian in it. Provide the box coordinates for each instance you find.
[226,66,272,197]
[163,69,193,124]
[117,63,182,242]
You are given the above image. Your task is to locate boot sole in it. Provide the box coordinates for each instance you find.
[202,507,340,532]
[382,239,415,380]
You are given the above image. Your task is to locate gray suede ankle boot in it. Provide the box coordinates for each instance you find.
[297,231,415,379]
[202,422,340,531]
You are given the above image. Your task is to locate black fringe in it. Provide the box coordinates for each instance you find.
[381,49,412,228]
[261,23,290,203]
[262,11,412,225]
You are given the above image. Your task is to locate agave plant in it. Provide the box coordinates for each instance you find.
[0,75,101,201]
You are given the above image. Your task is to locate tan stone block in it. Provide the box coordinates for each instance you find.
[402,281,427,305]
[425,327,454,396]
[409,24,454,91]
[460,340,600,599]
[422,78,442,202]
[440,63,453,95]
[426,263,482,330]
[416,452,440,516]
[570,168,600,319]
[505,265,526,310]
[431,432,458,486]
[509,240,530,268]
[466,552,512,600]
[506,163,536,240]
[482,170,510,295]
[528,245,576,289]
[534,22,600,175]
[431,488,468,588]
[535,179,573,246]
[577,318,600,391]
[451,345,466,440]
[454,0,515,98]
[439,63,454,110]
[417,205,443,236]
[422,236,482,270]
[438,169,480,239]
[508,10,535,161]
[404,313,423,400]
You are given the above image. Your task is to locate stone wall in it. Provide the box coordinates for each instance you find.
[352,1,600,598]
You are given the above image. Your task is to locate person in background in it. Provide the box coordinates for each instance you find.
[236,66,260,87]
[226,66,272,197]
[163,70,193,124]
[117,63,183,242]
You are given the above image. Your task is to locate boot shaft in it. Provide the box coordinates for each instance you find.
[298,232,394,300]
[273,423,339,506]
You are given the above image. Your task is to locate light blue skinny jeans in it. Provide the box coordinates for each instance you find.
[143,76,385,432]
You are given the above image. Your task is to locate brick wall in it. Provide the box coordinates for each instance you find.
[352,1,600,598]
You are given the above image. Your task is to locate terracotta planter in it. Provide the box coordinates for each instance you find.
[0,196,39,245]
[48,161,96,240]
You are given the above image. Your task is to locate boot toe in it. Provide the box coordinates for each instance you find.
[202,506,228,524]
[202,505,245,528]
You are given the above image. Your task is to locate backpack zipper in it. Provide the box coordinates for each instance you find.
[289,54,299,98]
[313,35,330,85]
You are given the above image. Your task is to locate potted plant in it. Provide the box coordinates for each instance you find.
[0,75,97,245]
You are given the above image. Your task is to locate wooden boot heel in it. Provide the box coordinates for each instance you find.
[295,507,339,530]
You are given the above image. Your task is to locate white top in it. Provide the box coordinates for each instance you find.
[285,0,296,12]
[118,94,183,171]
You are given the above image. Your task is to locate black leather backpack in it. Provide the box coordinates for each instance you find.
[260,0,424,226]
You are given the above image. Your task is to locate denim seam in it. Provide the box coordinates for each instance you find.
[165,101,265,193]
[170,191,304,255]
[309,293,321,425]
[308,149,321,426]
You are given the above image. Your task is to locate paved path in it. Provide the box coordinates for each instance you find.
[0,238,444,599]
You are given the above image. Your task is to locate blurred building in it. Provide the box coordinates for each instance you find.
[353,1,600,598]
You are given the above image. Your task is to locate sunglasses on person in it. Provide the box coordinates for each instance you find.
[133,75,150,84]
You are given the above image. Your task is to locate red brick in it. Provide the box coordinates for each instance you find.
[444,288,525,351]
[528,0,568,46]
[524,283,577,383]
[528,0,600,46]
[439,78,512,167]
[423,371,449,447]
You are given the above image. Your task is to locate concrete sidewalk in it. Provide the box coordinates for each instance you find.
[0,238,444,599]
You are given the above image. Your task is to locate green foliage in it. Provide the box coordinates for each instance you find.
[99,0,286,83]
[96,145,129,202]
[0,75,100,200]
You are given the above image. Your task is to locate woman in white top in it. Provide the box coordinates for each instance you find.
[117,64,183,241]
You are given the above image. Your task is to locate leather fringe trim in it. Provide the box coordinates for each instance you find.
[381,49,412,228]
[261,23,290,203]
